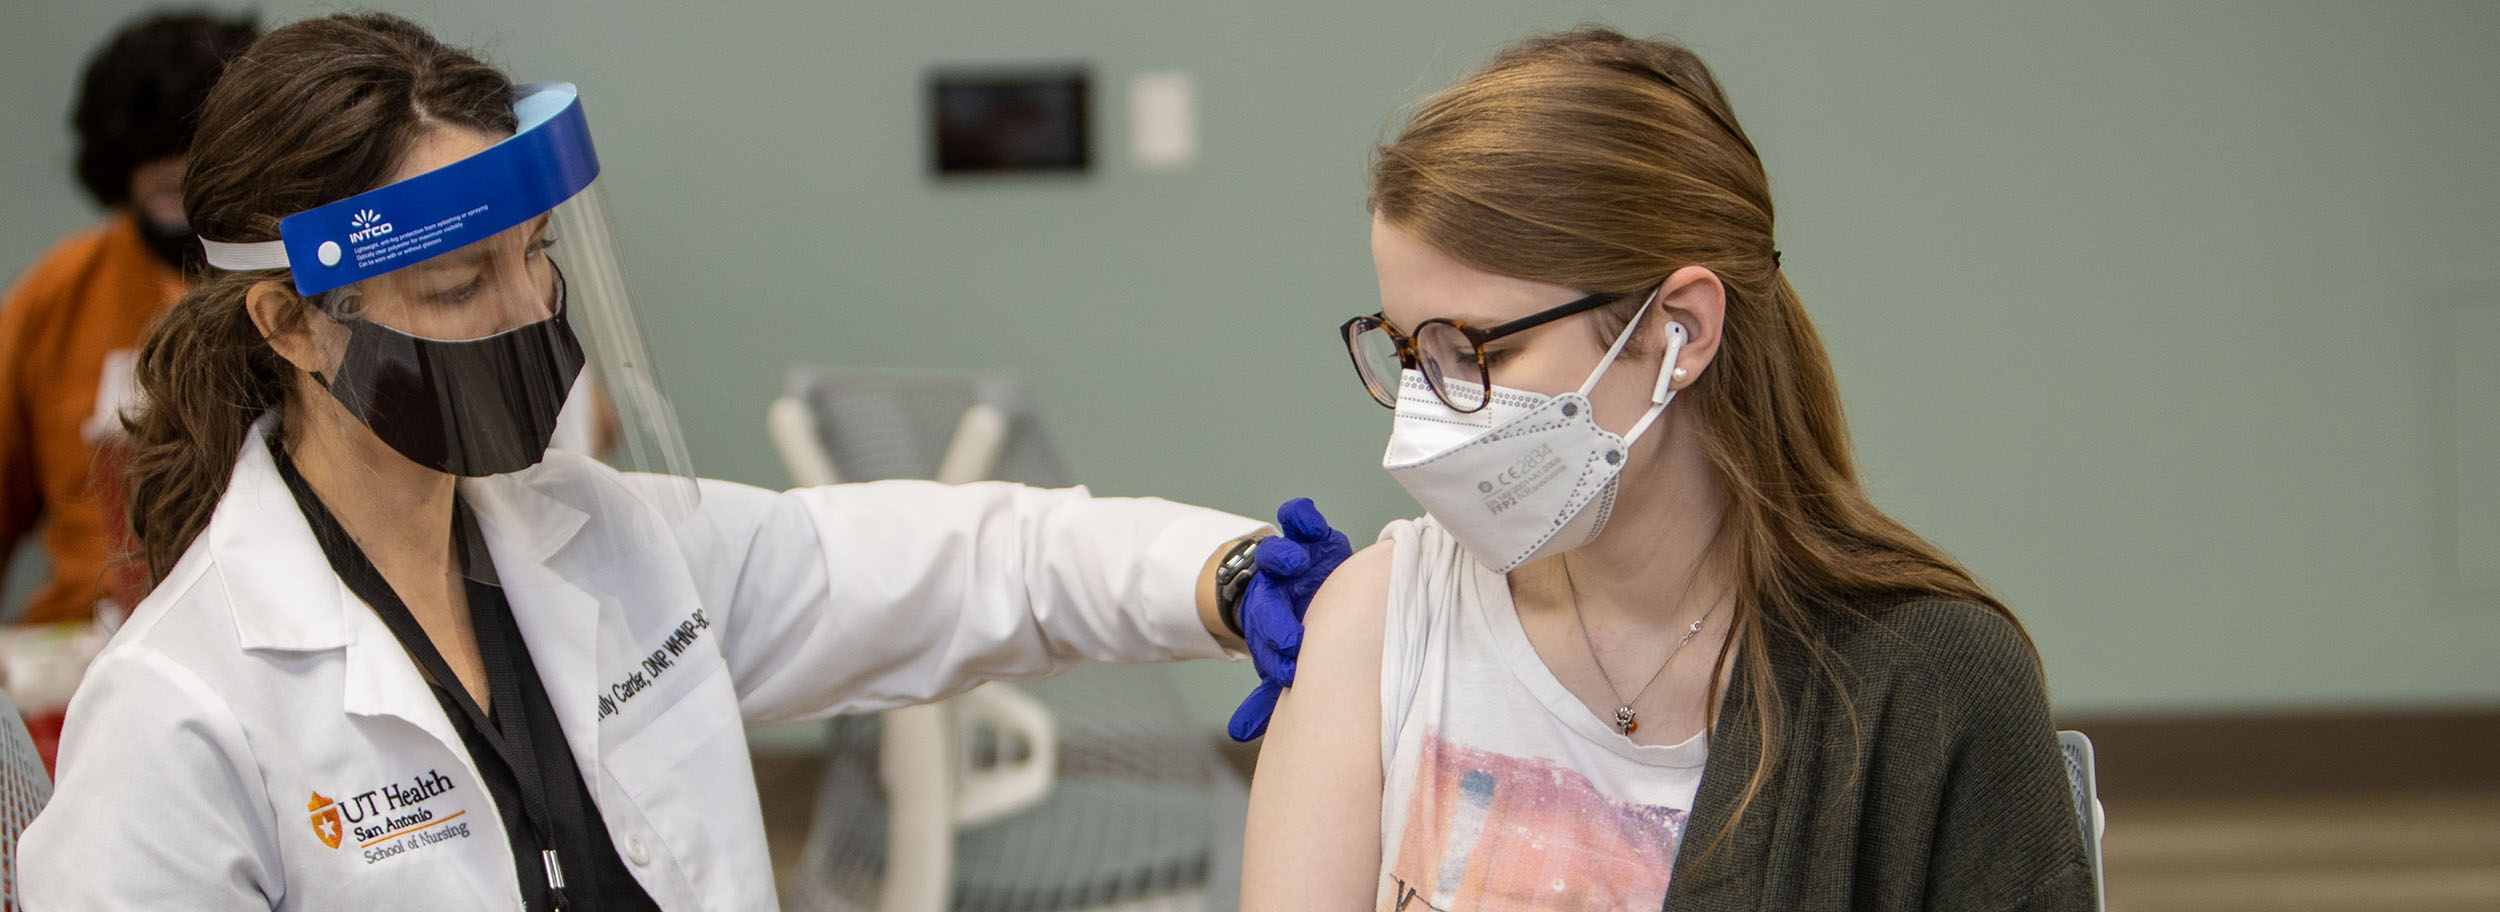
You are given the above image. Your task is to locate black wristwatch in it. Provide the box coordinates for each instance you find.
[1214,534,1271,638]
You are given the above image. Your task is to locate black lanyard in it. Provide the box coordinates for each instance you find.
[272,445,578,911]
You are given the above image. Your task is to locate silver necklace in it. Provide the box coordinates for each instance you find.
[1563,557,1722,736]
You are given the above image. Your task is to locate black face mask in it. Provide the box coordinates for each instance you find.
[315,297,587,477]
[135,215,203,274]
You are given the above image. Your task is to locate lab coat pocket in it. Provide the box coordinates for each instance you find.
[604,670,774,911]
[608,670,739,785]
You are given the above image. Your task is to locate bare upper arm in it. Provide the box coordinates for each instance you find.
[1241,538,1394,911]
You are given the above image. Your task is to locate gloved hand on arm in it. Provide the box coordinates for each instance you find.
[1226,497,1353,742]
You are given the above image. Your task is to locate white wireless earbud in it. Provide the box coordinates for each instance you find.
[1650,323,1689,405]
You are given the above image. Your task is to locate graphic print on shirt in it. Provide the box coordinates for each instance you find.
[305,769,476,864]
[81,348,142,444]
[1381,728,1683,912]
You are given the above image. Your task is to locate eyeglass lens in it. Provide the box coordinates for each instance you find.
[1346,318,1495,412]
[1411,322,1487,412]
[1347,320,1405,407]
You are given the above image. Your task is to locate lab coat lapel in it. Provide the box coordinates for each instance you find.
[336,600,470,750]
[501,565,607,784]
[461,459,605,784]
[211,417,467,749]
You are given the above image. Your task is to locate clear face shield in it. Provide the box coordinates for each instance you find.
[202,83,695,576]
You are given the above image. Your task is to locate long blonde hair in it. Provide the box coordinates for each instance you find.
[1371,26,2021,860]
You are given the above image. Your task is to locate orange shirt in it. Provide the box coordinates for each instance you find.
[1,213,184,625]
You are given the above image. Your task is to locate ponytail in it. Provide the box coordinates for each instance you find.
[121,274,304,585]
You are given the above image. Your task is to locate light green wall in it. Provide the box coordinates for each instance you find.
[5,1,2494,729]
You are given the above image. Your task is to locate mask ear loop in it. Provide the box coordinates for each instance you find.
[307,288,361,391]
[1574,286,1657,400]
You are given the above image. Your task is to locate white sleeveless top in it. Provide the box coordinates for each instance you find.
[1374,517,1709,911]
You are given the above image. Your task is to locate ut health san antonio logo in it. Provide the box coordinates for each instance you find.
[309,791,344,849]
[347,208,393,243]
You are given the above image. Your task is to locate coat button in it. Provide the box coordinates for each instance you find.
[625,833,652,866]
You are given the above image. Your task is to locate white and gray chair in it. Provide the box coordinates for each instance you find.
[2058,729,2108,912]
[770,365,1246,912]
[0,689,53,910]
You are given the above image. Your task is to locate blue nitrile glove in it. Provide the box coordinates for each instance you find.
[1227,497,1354,741]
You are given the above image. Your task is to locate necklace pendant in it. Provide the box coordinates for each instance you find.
[1614,705,1638,735]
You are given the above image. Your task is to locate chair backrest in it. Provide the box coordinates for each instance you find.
[0,689,54,910]
[2057,729,2107,912]
[773,365,1071,487]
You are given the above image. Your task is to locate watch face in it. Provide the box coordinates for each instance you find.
[1220,538,1263,583]
[1217,538,1261,599]
[1215,538,1262,637]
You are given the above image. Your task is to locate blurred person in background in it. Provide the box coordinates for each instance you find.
[0,9,259,769]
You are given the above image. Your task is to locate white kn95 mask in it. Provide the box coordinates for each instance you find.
[1382,295,1686,573]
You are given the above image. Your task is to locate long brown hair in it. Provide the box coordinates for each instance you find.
[123,12,517,583]
[1370,27,2019,857]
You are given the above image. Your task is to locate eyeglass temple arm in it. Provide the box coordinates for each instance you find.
[1478,290,1621,339]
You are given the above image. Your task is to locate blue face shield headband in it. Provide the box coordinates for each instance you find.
[200,80,700,584]
[200,82,599,291]
[198,84,604,479]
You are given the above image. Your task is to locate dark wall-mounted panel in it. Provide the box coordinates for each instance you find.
[929,68,1090,176]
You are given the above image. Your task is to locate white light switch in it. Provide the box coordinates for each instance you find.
[1131,71,1196,171]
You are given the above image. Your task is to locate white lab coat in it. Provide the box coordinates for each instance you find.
[17,417,1259,910]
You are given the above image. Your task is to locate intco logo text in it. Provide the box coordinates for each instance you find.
[347,208,393,243]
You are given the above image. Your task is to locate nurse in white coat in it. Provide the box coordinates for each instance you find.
[17,13,1328,910]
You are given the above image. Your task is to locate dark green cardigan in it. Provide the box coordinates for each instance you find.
[1662,599,2096,911]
